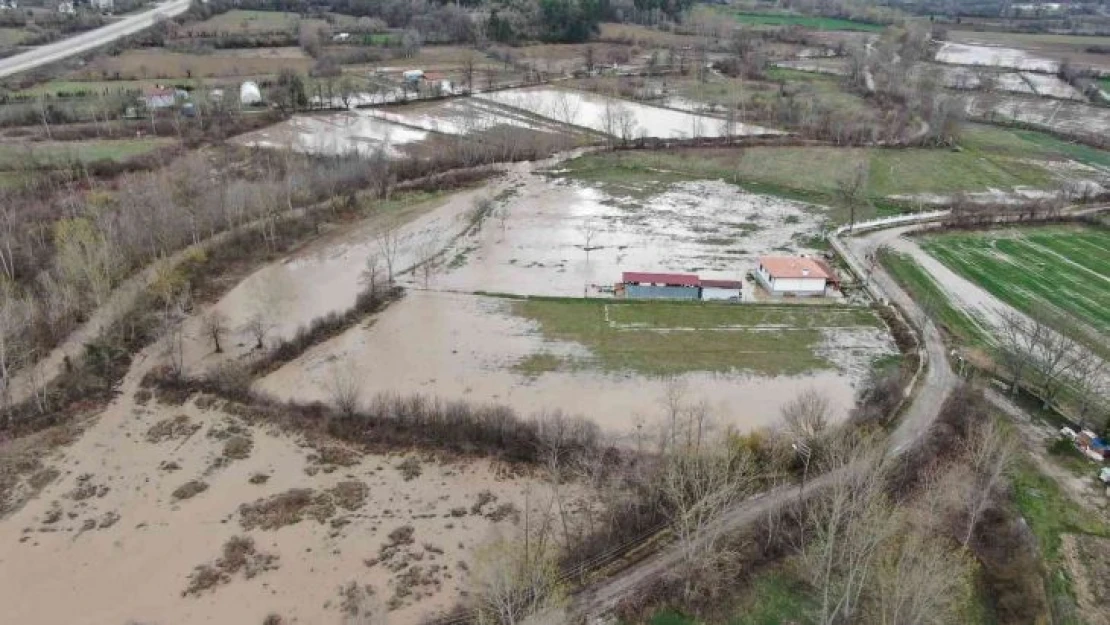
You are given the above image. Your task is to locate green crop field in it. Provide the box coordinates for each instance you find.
[920,226,1110,355]
[0,139,176,170]
[510,298,886,376]
[728,11,884,32]
[191,9,315,33]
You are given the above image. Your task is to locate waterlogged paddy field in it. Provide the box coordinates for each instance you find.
[920,226,1110,351]
[936,42,1059,73]
[476,86,779,139]
[257,291,896,436]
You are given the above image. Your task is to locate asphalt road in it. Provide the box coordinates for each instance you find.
[573,219,958,617]
[0,0,192,79]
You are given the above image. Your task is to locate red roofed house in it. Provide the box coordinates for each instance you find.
[755,256,833,297]
[141,86,177,110]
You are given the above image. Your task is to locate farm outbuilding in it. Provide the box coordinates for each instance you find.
[619,272,701,300]
[699,279,743,301]
[754,256,835,297]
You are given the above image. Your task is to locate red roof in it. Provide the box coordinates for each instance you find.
[622,272,700,287]
[700,279,743,289]
[758,256,830,280]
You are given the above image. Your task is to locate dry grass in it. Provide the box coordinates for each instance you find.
[145,415,201,444]
[72,48,312,80]
[172,480,209,501]
[239,482,367,530]
[184,535,279,596]
[222,435,254,461]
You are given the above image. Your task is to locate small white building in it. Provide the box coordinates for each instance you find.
[57,1,75,15]
[754,256,834,297]
[239,81,262,105]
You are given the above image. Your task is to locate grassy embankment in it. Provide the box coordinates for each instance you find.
[556,124,1082,223]
[510,298,886,376]
[0,138,176,170]
[920,226,1110,360]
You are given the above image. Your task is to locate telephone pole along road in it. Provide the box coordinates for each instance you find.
[0,0,192,79]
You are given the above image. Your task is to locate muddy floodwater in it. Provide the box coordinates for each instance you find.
[257,291,882,437]
[435,175,828,297]
[476,86,779,138]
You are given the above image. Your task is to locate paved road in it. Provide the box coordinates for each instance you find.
[0,0,192,79]
[574,218,958,617]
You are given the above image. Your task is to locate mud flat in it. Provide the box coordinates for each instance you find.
[256,291,896,438]
[435,175,828,298]
[476,86,779,138]
[965,94,1110,141]
[0,370,568,625]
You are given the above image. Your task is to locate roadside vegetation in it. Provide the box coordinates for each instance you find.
[877,248,988,346]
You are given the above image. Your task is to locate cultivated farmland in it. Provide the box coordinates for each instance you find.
[920,226,1110,352]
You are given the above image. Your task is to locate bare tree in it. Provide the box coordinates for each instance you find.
[328,361,361,417]
[781,388,830,442]
[243,314,271,350]
[578,218,599,261]
[959,415,1015,547]
[202,310,229,354]
[993,309,1047,396]
[360,251,382,297]
[660,440,758,597]
[837,162,870,230]
[414,232,442,289]
[376,221,401,284]
[470,527,566,625]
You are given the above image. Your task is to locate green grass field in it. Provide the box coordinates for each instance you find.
[556,124,1072,222]
[510,298,885,376]
[191,9,315,33]
[0,139,175,170]
[920,226,1110,355]
[728,10,884,32]
[878,249,988,346]
[0,27,29,48]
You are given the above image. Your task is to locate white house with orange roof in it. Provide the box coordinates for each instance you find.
[754,255,835,297]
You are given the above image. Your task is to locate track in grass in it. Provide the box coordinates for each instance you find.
[920,225,1110,355]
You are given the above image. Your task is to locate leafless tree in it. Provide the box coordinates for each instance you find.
[414,232,442,289]
[202,310,229,354]
[960,415,1015,547]
[782,388,830,442]
[660,440,758,597]
[578,218,599,261]
[1069,357,1109,428]
[994,309,1046,396]
[470,525,566,625]
[376,220,402,284]
[1028,319,1083,410]
[837,162,869,230]
[328,361,361,417]
[243,314,270,350]
[360,251,382,297]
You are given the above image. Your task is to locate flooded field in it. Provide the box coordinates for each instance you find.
[965,94,1110,140]
[435,174,828,297]
[365,97,584,137]
[232,110,429,157]
[257,291,895,437]
[936,42,1058,73]
[476,86,778,138]
[0,363,569,625]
